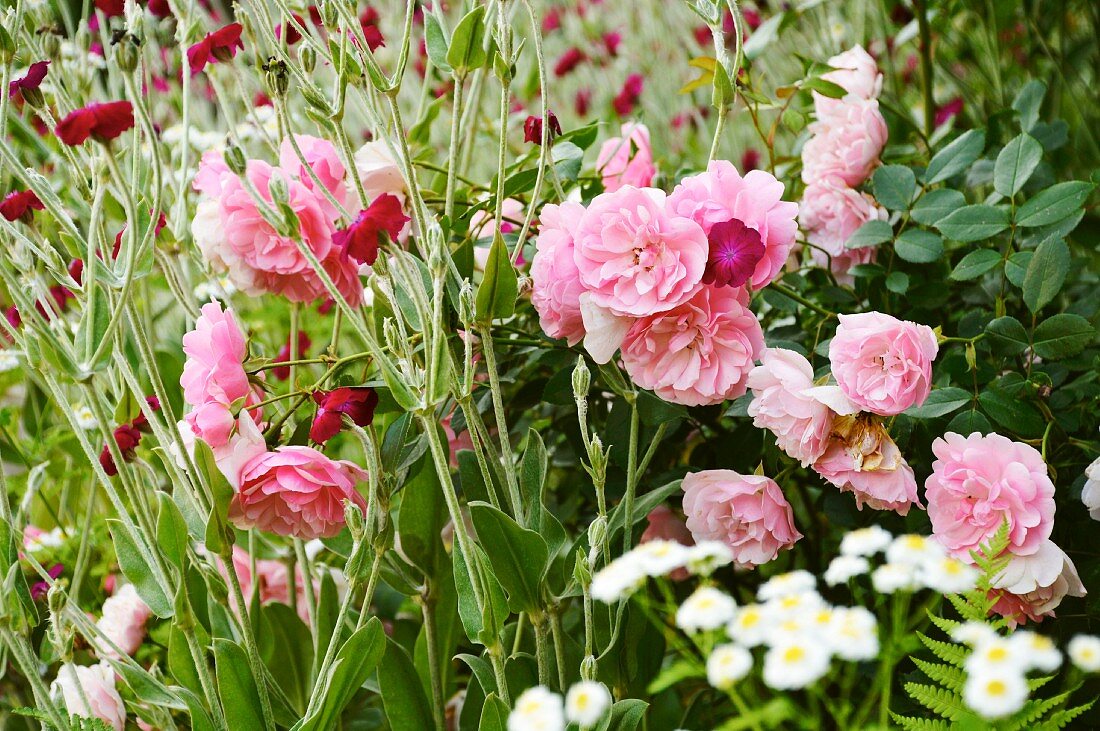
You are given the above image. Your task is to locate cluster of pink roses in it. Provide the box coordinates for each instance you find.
[178,303,367,540]
[798,46,889,282]
[531,128,798,406]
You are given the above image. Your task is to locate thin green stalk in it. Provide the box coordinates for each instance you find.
[421,588,447,730]
[476,328,524,520]
[621,399,640,552]
[223,546,277,731]
[914,0,936,137]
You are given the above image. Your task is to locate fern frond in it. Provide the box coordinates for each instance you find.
[889,713,951,731]
[911,657,965,691]
[926,612,960,635]
[917,632,968,666]
[1014,690,1073,726]
[904,682,967,721]
[1034,701,1095,730]
[1027,674,1056,692]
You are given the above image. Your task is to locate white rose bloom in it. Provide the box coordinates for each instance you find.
[871,563,919,594]
[762,638,831,689]
[726,604,771,648]
[824,555,870,586]
[508,686,565,731]
[1067,635,1100,672]
[564,681,611,728]
[1008,631,1062,673]
[757,570,817,602]
[920,556,980,594]
[963,668,1028,719]
[1081,456,1100,521]
[675,587,737,634]
[633,539,690,578]
[706,644,753,689]
[886,534,946,566]
[839,525,893,557]
[591,555,646,603]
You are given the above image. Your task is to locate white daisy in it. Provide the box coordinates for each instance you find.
[827,607,880,662]
[920,556,980,594]
[839,525,893,557]
[1067,635,1100,672]
[676,587,737,634]
[726,604,770,648]
[886,534,946,566]
[950,621,997,647]
[1009,631,1062,673]
[963,668,1028,719]
[706,644,753,689]
[633,539,691,577]
[684,541,734,576]
[591,556,646,603]
[757,570,817,602]
[762,638,831,689]
[564,681,611,728]
[508,686,565,731]
[824,555,870,586]
[871,563,919,594]
[965,637,1027,676]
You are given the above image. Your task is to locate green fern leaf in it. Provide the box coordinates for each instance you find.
[917,632,968,666]
[926,612,960,635]
[1013,689,1072,726]
[12,707,50,721]
[904,682,968,721]
[1027,674,1056,692]
[889,712,951,731]
[911,657,966,691]
[1034,701,1095,730]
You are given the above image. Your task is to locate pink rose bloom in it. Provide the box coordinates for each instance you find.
[621,285,763,406]
[746,348,842,466]
[95,583,152,659]
[829,312,939,416]
[574,186,707,317]
[681,470,801,568]
[229,446,368,540]
[667,160,799,289]
[224,546,315,622]
[799,177,886,283]
[52,663,126,731]
[441,409,475,469]
[596,122,656,193]
[819,45,882,102]
[988,540,1086,627]
[279,135,349,220]
[801,97,888,187]
[813,420,919,515]
[530,201,587,344]
[926,432,1056,559]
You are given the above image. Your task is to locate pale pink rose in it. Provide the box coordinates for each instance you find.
[574,186,707,317]
[926,432,1056,559]
[641,505,695,581]
[813,419,919,515]
[820,45,882,102]
[621,284,763,406]
[801,97,888,187]
[224,546,315,623]
[52,662,126,731]
[746,348,838,465]
[681,470,801,568]
[799,177,886,283]
[354,140,407,201]
[279,135,349,220]
[667,161,799,289]
[229,447,368,540]
[441,409,475,469]
[578,293,632,364]
[596,122,656,193]
[95,583,152,659]
[1083,456,1100,521]
[829,312,939,416]
[988,540,1086,627]
[530,201,587,344]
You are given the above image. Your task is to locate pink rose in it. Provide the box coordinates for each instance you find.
[52,663,126,731]
[279,135,349,220]
[621,285,763,406]
[229,447,368,540]
[530,201,587,344]
[801,97,888,187]
[95,583,152,659]
[988,540,1086,627]
[747,348,842,465]
[441,408,475,469]
[926,432,1056,559]
[667,161,799,289]
[828,312,939,416]
[819,45,882,103]
[798,177,885,283]
[681,470,801,568]
[353,140,412,241]
[574,186,708,317]
[596,122,656,193]
[223,546,316,623]
[813,417,919,515]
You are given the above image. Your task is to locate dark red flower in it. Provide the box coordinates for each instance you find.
[131,395,161,432]
[147,0,172,18]
[702,218,765,288]
[9,61,49,102]
[741,148,760,172]
[100,423,142,476]
[35,286,76,320]
[55,101,134,146]
[935,97,964,128]
[742,8,762,30]
[542,7,561,32]
[612,73,644,116]
[274,331,311,380]
[95,0,125,16]
[358,8,385,51]
[603,31,622,57]
[523,111,562,145]
[310,387,379,443]
[31,564,64,601]
[276,14,306,45]
[334,194,409,266]
[693,25,711,46]
[0,190,44,223]
[68,258,84,284]
[318,298,336,315]
[574,88,592,117]
[5,306,20,330]
[187,23,244,76]
[554,47,585,77]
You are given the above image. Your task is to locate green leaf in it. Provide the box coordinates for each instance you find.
[194,439,233,555]
[397,454,448,577]
[873,165,917,210]
[935,205,1009,242]
[711,59,735,109]
[475,233,518,322]
[107,520,172,617]
[214,639,265,729]
[1005,250,1032,287]
[78,283,111,372]
[453,544,508,644]
[925,130,985,184]
[478,694,510,731]
[949,249,1001,280]
[910,189,966,226]
[946,409,991,435]
[1022,237,1069,313]
[607,479,683,547]
[979,391,1045,437]
[904,683,967,721]
[993,133,1043,197]
[446,5,487,75]
[379,637,435,731]
[894,229,943,263]
[802,77,847,98]
[155,491,189,571]
[298,618,386,731]
[423,11,451,73]
[1031,314,1095,360]
[468,502,548,612]
[607,699,648,730]
[258,603,313,716]
[519,429,547,528]
[986,316,1029,355]
[1012,80,1046,132]
[904,388,972,419]
[885,271,909,293]
[1016,181,1094,227]
[845,219,893,249]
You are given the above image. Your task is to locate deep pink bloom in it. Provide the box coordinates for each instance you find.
[310,387,379,443]
[542,7,561,32]
[100,424,142,477]
[9,61,49,100]
[94,0,125,16]
[273,331,311,380]
[0,189,44,223]
[279,135,349,220]
[357,8,385,51]
[603,31,622,57]
[798,176,886,283]
[554,47,585,77]
[55,102,134,145]
[69,258,84,284]
[230,447,368,539]
[147,0,172,18]
[829,312,939,416]
[681,470,801,568]
[612,73,644,116]
[530,201,587,345]
[988,540,1086,627]
[935,96,964,127]
[334,194,410,266]
[926,432,1056,559]
[813,420,919,515]
[31,564,64,601]
[595,122,656,193]
[523,111,562,145]
[575,88,592,117]
[668,160,799,289]
[620,285,763,406]
[187,23,244,76]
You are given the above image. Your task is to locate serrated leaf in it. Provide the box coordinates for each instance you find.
[918,632,968,666]
[846,219,893,249]
[904,682,967,721]
[925,130,986,184]
[936,205,1009,242]
[873,165,917,210]
[904,387,972,418]
[994,133,1043,197]
[1022,237,1069,312]
[911,189,966,226]
[895,229,944,263]
[949,249,1001,280]
[1016,181,1094,227]
[912,657,965,692]
[1031,313,1094,360]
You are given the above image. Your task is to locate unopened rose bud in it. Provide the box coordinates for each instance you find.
[224,145,247,175]
[587,435,607,475]
[572,547,591,586]
[572,357,591,401]
[580,655,597,681]
[458,282,475,325]
[587,515,607,550]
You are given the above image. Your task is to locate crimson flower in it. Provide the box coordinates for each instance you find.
[357,8,385,51]
[31,564,64,601]
[187,23,244,76]
[0,190,44,223]
[310,387,379,444]
[523,111,562,145]
[273,331,311,380]
[935,97,964,128]
[574,88,592,117]
[741,148,761,172]
[276,14,306,45]
[55,101,134,146]
[95,0,125,16]
[702,218,765,289]
[554,47,585,77]
[100,424,143,477]
[9,61,49,102]
[131,395,162,433]
[612,73,644,116]
[334,194,409,266]
[542,7,561,32]
[68,258,84,284]
[603,32,622,57]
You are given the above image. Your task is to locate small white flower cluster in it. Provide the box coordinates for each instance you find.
[826,528,980,595]
[193,276,238,303]
[678,570,881,691]
[72,404,99,431]
[590,540,734,603]
[507,682,612,731]
[0,350,19,372]
[952,622,1060,718]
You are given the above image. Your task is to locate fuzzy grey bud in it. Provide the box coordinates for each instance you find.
[344,500,365,542]
[300,45,317,74]
[580,655,598,681]
[587,515,607,552]
[267,171,289,206]
[572,357,591,401]
[112,34,141,73]
[225,145,247,175]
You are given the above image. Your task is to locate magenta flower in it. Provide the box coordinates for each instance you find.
[9,61,49,100]
[310,387,379,443]
[702,218,765,288]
